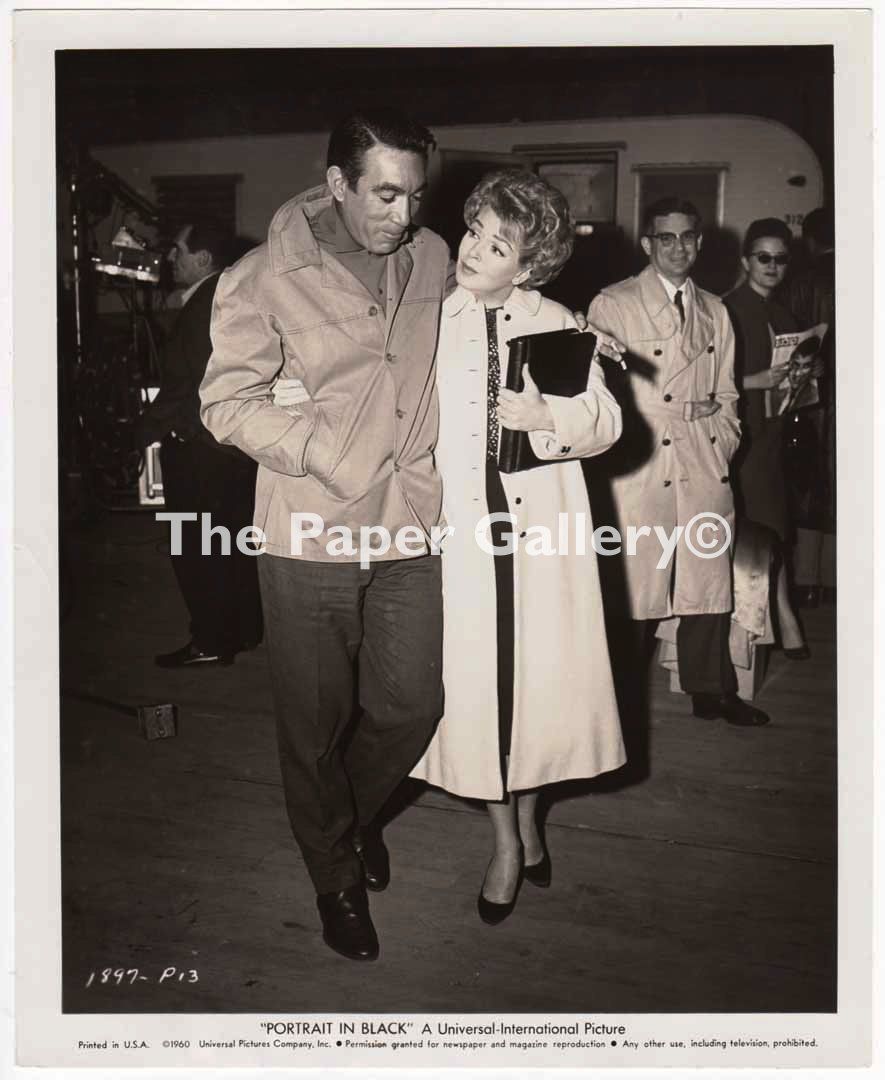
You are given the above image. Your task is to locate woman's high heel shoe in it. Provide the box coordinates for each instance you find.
[477,862,523,925]
[523,850,551,888]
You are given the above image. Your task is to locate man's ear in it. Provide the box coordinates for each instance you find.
[740,255,750,276]
[194,248,212,270]
[696,233,704,254]
[327,165,347,203]
[640,236,652,260]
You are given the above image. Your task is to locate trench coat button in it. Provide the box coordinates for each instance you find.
[654,348,663,356]
[394,464,401,473]
[519,531,527,538]
[369,306,378,316]
[561,445,571,454]
[720,476,728,483]
[662,438,671,446]
[386,353,396,363]
[504,313,512,321]
[708,345,715,353]
[395,409,405,419]
[514,497,522,505]
[664,393,673,402]
[710,435,717,444]
[663,480,672,487]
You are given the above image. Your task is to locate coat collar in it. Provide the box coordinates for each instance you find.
[637,263,715,361]
[267,186,418,306]
[443,284,543,318]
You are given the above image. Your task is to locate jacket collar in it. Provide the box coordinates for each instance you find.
[443,283,543,318]
[267,185,329,275]
[267,187,417,312]
[637,263,714,360]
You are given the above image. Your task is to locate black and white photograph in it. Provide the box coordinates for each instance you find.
[7,5,876,1073]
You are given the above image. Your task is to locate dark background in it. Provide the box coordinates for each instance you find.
[56,45,834,200]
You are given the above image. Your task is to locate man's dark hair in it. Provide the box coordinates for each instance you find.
[184,218,235,270]
[742,217,793,256]
[327,109,436,190]
[642,197,702,237]
[802,207,835,249]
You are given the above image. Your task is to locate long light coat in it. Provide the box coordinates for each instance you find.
[411,286,627,800]
[587,265,740,620]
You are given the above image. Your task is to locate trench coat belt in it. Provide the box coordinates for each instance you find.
[642,397,720,422]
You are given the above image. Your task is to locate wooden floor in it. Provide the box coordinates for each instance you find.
[60,511,837,1014]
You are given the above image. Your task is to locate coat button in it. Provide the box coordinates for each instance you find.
[368,306,378,316]
[710,435,717,444]
[504,313,512,321]
[394,464,401,473]
[519,530,527,538]
[654,348,663,356]
[514,497,522,505]
[664,393,672,402]
[662,438,671,446]
[396,408,405,419]
[663,480,672,487]
[720,476,728,483]
[386,353,396,363]
[561,445,571,454]
[708,345,714,353]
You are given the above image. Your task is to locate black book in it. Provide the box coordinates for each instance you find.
[498,327,597,473]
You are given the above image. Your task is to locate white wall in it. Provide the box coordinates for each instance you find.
[93,113,823,245]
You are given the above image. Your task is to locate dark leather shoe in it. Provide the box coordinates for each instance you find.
[352,826,390,892]
[155,642,234,668]
[477,862,523,925]
[316,884,379,961]
[692,693,770,727]
[524,851,552,889]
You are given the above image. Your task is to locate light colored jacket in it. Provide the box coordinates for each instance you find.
[587,264,740,619]
[200,186,450,560]
[411,286,626,800]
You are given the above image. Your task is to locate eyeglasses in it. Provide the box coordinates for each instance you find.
[646,231,699,249]
[750,252,790,266]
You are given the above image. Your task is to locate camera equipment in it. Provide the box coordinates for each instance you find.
[93,226,165,285]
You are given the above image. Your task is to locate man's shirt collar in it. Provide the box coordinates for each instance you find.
[180,270,218,307]
[310,200,365,255]
[656,271,694,308]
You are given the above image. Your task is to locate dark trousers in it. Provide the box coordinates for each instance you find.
[675,612,738,696]
[616,612,737,697]
[160,436,262,654]
[258,553,443,895]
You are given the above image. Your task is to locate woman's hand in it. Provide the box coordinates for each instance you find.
[497,368,554,432]
[743,362,790,391]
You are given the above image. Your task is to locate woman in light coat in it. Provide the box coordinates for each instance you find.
[411,170,626,923]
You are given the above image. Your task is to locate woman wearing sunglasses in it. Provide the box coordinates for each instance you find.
[724,218,808,659]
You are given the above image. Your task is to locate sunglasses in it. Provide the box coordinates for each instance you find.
[750,252,790,266]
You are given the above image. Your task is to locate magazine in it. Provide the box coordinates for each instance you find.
[765,322,828,417]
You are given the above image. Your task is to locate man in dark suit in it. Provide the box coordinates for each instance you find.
[141,220,262,667]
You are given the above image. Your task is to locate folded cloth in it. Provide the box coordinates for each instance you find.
[657,518,775,682]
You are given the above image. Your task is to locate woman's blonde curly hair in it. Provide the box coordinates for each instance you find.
[463,168,575,289]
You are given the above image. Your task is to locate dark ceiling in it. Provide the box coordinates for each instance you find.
[56,46,834,191]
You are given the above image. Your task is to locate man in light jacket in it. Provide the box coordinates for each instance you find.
[200,109,449,961]
[588,196,769,727]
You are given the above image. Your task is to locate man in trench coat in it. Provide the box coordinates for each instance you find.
[588,196,769,727]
